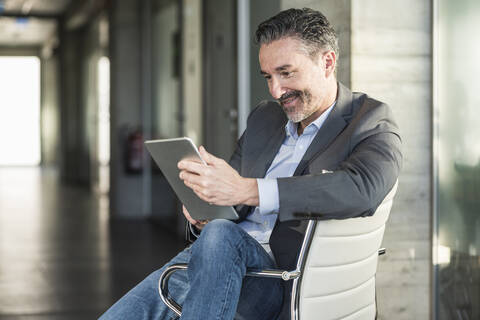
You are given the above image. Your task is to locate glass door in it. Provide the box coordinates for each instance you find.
[434,0,480,318]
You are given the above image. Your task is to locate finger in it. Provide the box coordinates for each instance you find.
[199,146,220,165]
[180,171,210,189]
[181,174,215,203]
[178,161,207,175]
[189,183,214,203]
[194,220,208,230]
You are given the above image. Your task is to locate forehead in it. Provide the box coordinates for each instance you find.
[259,37,311,71]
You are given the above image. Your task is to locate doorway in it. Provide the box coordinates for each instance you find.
[0,56,41,166]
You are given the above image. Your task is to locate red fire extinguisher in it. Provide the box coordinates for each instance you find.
[125,129,143,174]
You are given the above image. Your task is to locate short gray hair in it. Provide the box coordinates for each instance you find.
[255,8,339,61]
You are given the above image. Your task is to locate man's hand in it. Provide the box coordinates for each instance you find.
[182,205,208,230]
[178,146,259,207]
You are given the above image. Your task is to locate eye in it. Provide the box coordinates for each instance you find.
[263,75,272,81]
[280,71,292,78]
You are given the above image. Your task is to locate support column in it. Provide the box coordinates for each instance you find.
[109,0,145,218]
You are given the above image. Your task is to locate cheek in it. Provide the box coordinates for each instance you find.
[306,85,325,104]
[303,90,313,104]
[266,82,275,96]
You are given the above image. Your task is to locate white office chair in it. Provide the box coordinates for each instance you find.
[159,181,398,319]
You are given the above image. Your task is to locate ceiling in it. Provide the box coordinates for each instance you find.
[0,0,71,46]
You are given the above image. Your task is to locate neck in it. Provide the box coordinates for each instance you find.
[297,81,338,135]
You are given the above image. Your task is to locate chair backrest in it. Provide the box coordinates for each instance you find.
[298,181,398,320]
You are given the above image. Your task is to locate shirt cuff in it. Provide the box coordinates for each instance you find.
[257,178,280,215]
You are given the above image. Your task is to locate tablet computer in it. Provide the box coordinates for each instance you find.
[145,137,239,221]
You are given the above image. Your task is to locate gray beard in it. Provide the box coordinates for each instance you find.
[283,105,317,123]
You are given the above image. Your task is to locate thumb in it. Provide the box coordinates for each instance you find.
[199,146,218,165]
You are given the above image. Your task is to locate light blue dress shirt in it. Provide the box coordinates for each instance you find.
[238,102,335,245]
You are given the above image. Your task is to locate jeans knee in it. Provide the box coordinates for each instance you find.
[195,219,239,254]
[204,219,236,233]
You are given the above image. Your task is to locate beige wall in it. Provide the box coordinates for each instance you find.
[351,1,432,319]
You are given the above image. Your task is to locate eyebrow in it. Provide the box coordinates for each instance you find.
[260,64,293,75]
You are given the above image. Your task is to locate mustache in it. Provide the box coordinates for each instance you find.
[278,91,302,104]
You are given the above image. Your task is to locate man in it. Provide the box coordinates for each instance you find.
[100,8,402,320]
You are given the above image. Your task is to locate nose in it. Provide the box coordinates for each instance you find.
[268,78,285,100]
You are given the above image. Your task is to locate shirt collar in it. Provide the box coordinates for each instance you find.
[285,100,337,138]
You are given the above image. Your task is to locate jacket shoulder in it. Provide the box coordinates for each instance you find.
[350,92,400,136]
[351,92,394,117]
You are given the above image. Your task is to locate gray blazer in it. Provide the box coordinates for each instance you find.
[229,82,402,271]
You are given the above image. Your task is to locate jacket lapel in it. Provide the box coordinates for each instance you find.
[236,124,286,221]
[293,83,353,176]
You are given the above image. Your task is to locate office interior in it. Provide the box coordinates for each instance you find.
[0,0,478,319]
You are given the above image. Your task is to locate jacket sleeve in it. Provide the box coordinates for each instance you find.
[277,103,402,222]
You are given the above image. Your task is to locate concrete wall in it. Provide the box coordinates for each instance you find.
[351,1,432,319]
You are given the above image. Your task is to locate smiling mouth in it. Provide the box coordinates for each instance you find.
[279,91,301,107]
[282,96,297,106]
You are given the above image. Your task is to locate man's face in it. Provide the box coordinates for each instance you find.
[259,37,334,123]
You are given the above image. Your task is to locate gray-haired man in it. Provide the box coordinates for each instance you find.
[100,8,401,320]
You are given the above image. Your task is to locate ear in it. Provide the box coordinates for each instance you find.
[323,51,336,78]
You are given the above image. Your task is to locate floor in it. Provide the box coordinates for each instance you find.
[0,167,185,319]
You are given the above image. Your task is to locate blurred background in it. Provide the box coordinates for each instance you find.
[0,0,478,319]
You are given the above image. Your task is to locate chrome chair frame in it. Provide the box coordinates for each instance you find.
[158,219,386,319]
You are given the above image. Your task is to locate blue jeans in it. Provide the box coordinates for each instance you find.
[99,219,284,320]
